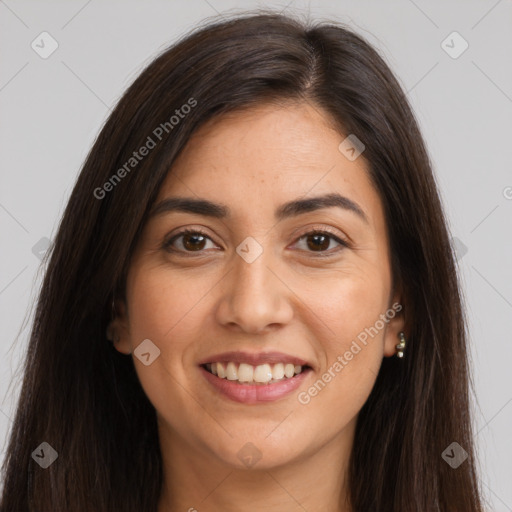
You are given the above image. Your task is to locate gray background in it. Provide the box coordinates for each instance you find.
[1,0,511,509]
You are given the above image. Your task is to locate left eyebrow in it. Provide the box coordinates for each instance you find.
[149,192,368,224]
[275,193,368,224]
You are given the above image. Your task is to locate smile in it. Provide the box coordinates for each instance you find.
[203,361,306,384]
[198,351,313,404]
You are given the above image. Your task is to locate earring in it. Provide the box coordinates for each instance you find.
[396,332,406,358]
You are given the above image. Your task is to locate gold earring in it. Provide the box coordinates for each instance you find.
[396,332,406,358]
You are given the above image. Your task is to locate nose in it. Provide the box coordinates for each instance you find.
[215,249,294,334]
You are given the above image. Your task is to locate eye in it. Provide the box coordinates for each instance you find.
[162,227,349,256]
[292,229,348,256]
[163,228,218,253]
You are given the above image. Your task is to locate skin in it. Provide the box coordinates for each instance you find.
[112,100,405,512]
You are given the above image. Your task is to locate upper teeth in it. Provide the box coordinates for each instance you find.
[206,362,303,384]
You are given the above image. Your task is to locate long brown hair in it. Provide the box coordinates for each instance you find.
[0,11,485,511]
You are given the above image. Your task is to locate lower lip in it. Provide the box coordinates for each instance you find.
[200,365,312,404]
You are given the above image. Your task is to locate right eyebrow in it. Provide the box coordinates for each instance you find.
[149,197,229,219]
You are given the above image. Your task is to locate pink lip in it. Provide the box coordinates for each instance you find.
[200,365,312,404]
[197,350,311,367]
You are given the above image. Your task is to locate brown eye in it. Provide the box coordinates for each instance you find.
[164,229,216,253]
[294,230,347,255]
[182,233,207,251]
[306,233,331,251]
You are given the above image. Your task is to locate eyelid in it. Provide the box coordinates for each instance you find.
[291,224,348,244]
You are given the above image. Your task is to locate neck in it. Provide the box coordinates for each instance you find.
[157,419,355,512]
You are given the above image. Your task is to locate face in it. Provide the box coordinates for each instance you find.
[114,101,404,471]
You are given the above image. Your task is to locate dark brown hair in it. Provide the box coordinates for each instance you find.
[0,10,484,511]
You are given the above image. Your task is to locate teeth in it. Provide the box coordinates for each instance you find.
[216,362,226,378]
[238,363,254,382]
[284,363,295,378]
[254,363,272,383]
[226,362,238,380]
[272,363,284,380]
[205,361,306,384]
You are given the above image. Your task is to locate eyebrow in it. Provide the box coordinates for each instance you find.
[149,192,368,224]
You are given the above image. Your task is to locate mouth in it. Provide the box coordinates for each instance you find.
[201,361,311,385]
[198,351,314,404]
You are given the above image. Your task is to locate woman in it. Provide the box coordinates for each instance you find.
[0,11,485,512]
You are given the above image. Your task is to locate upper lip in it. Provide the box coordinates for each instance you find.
[198,351,312,368]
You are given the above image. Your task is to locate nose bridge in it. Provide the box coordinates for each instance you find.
[216,242,293,332]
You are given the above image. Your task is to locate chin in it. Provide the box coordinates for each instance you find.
[199,427,313,471]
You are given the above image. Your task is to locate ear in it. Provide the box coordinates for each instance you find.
[107,299,132,355]
[382,289,406,358]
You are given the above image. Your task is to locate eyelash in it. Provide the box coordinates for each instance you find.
[162,226,349,258]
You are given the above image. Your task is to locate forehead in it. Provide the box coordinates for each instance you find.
[157,101,382,228]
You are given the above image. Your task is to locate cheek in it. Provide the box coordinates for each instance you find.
[124,269,214,435]
[126,265,213,344]
[124,262,229,386]
[296,265,389,414]
[123,266,195,383]
[304,260,390,346]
